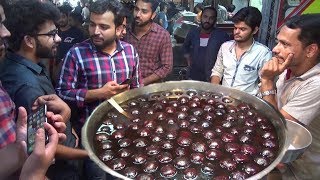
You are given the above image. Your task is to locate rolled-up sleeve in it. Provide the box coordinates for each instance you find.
[56,50,87,108]
[210,46,224,78]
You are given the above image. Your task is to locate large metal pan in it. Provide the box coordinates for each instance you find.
[82,80,289,179]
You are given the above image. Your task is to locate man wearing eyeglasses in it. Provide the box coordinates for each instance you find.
[183,6,229,82]
[0,0,87,179]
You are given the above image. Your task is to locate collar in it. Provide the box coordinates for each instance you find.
[6,51,44,75]
[228,39,256,53]
[89,39,124,55]
[129,22,159,38]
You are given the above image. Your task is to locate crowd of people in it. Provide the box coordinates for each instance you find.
[0,0,319,179]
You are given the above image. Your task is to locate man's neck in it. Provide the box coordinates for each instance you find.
[16,49,39,64]
[291,58,318,77]
[200,27,213,34]
[133,22,152,38]
[59,25,71,32]
[236,38,254,50]
[101,41,117,55]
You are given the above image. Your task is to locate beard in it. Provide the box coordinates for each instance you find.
[234,34,253,43]
[134,17,152,27]
[201,22,214,31]
[35,39,57,59]
[0,37,8,59]
[90,34,117,51]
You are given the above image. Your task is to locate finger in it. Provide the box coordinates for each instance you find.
[53,121,67,133]
[33,128,45,155]
[44,122,59,147]
[58,133,67,143]
[280,53,294,70]
[16,107,28,131]
[117,84,129,90]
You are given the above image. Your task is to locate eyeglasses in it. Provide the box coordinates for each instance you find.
[34,29,59,40]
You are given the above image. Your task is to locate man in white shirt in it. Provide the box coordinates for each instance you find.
[210,6,271,95]
[260,14,320,179]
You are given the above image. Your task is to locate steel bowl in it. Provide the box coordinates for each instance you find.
[82,80,289,179]
[281,120,312,163]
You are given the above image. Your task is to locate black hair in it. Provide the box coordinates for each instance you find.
[285,14,320,48]
[70,11,83,24]
[231,6,262,30]
[202,6,217,18]
[5,0,60,51]
[90,0,124,27]
[160,2,167,12]
[135,0,159,13]
[194,3,204,13]
[58,4,73,16]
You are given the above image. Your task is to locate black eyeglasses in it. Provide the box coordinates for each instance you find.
[34,29,59,40]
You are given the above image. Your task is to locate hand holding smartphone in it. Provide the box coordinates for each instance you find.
[27,104,48,154]
[120,78,133,85]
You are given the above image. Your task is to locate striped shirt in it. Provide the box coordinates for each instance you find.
[56,39,141,124]
[0,82,16,148]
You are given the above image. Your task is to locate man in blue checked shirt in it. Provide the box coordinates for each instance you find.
[56,0,142,179]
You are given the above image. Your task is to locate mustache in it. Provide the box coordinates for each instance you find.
[0,37,8,48]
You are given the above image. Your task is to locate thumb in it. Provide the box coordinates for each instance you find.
[16,107,27,128]
[16,107,28,142]
[33,128,45,155]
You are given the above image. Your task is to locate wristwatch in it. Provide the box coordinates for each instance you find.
[258,89,277,98]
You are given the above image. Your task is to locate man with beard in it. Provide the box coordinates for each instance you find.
[56,0,141,179]
[0,0,88,179]
[124,0,173,85]
[260,14,320,179]
[183,6,229,82]
[53,4,86,86]
[210,6,272,95]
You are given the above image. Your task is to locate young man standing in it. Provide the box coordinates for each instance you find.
[0,1,70,179]
[183,6,229,82]
[0,1,87,179]
[56,0,141,179]
[124,0,173,85]
[210,6,272,95]
[260,14,320,179]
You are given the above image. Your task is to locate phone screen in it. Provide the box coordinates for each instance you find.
[27,104,48,154]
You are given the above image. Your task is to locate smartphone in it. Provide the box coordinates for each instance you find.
[120,78,133,85]
[27,104,48,154]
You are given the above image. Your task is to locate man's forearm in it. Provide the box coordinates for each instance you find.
[211,76,221,84]
[84,89,102,103]
[55,144,88,160]
[143,73,161,86]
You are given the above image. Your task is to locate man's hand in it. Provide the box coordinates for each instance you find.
[99,81,129,100]
[19,123,59,180]
[32,94,71,123]
[260,53,294,81]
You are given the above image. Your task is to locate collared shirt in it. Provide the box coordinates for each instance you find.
[125,22,173,81]
[56,39,141,124]
[276,63,320,125]
[211,40,272,95]
[0,52,55,113]
[183,27,229,81]
[0,51,77,179]
[0,82,16,148]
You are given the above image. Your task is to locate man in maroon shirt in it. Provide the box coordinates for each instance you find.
[125,0,173,85]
